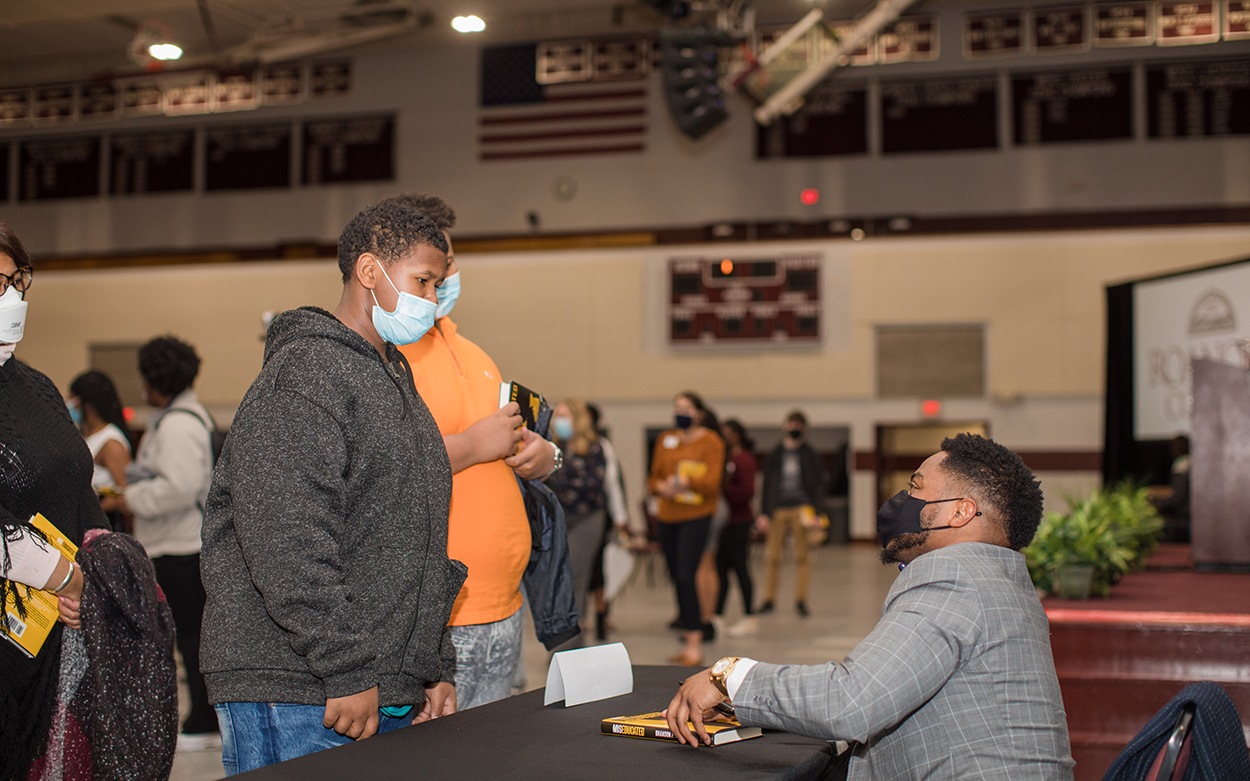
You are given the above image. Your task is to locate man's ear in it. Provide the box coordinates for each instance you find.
[950,498,981,528]
[355,252,379,291]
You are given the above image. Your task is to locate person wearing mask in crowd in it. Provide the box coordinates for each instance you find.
[67,370,133,532]
[383,193,558,710]
[648,391,725,667]
[585,403,631,642]
[0,220,177,780]
[545,399,607,643]
[112,336,218,750]
[758,411,824,618]
[200,203,464,774]
[715,419,758,638]
[667,434,1074,781]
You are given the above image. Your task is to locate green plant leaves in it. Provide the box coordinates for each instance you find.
[1023,481,1164,598]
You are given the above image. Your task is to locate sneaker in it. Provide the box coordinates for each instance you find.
[758,601,775,614]
[796,601,810,618]
[726,616,759,637]
[177,731,222,752]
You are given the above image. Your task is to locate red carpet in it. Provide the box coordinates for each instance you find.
[1043,543,1250,618]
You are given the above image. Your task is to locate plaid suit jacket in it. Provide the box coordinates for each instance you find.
[734,542,1074,780]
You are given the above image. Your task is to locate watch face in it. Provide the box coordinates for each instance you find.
[713,658,731,675]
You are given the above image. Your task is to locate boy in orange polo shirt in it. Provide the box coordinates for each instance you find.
[389,194,559,709]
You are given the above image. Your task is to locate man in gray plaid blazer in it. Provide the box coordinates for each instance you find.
[668,434,1074,780]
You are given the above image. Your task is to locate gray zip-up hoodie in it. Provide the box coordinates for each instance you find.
[200,306,465,707]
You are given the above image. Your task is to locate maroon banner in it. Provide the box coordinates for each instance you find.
[79,83,118,121]
[1094,2,1154,46]
[1223,0,1250,38]
[965,11,1025,58]
[878,16,939,62]
[1157,1,1220,44]
[1033,6,1090,52]
[33,86,74,124]
[0,89,31,126]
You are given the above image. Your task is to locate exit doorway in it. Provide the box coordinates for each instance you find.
[875,422,990,514]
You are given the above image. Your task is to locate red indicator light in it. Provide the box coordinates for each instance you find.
[123,407,135,422]
[720,258,734,275]
[800,188,820,206]
[921,400,941,418]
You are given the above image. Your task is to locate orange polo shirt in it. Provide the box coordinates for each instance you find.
[400,317,530,626]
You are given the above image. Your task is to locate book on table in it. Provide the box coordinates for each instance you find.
[601,711,762,746]
[498,380,552,438]
[2,513,78,659]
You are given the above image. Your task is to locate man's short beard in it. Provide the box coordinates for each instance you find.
[880,531,929,565]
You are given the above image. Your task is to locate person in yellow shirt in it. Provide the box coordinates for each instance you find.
[386,194,559,709]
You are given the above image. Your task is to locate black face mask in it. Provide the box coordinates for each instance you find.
[876,491,979,549]
[786,429,802,440]
[675,414,694,430]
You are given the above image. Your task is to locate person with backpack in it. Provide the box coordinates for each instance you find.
[116,335,219,750]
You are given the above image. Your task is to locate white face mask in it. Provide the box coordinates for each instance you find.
[0,286,28,364]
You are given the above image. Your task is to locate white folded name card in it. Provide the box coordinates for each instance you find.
[544,642,633,707]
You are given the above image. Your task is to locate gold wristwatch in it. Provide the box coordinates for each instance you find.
[709,656,742,697]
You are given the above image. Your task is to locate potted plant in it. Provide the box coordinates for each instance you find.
[1024,482,1163,599]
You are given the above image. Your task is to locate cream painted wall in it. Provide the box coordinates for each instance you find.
[18,224,1250,537]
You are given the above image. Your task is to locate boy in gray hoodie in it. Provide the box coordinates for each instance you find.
[200,203,469,774]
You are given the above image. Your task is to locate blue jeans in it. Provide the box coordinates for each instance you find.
[215,702,412,775]
[449,607,523,710]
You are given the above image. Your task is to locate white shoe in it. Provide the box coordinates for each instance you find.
[177,731,222,752]
[726,616,759,637]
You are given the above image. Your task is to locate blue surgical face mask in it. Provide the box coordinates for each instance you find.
[436,271,460,320]
[67,399,84,426]
[552,416,574,441]
[371,263,437,346]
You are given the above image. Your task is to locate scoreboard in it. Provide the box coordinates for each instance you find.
[669,254,821,346]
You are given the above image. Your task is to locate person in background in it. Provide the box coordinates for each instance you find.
[585,403,631,641]
[116,336,219,750]
[667,434,1073,781]
[715,419,758,637]
[385,193,558,710]
[545,399,607,642]
[758,410,824,618]
[200,203,462,774]
[68,370,133,532]
[648,391,725,667]
[0,220,177,780]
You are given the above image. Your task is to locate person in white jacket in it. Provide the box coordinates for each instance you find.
[115,335,218,750]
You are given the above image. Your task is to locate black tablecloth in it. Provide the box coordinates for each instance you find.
[233,665,834,780]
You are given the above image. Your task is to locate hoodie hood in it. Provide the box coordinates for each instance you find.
[263,306,374,366]
[264,306,416,418]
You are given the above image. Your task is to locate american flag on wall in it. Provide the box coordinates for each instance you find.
[478,38,650,162]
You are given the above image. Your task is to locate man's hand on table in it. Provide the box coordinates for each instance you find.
[412,682,456,724]
[664,669,730,747]
[506,426,556,480]
[325,686,379,740]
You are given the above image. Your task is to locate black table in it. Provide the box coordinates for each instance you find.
[234,665,833,780]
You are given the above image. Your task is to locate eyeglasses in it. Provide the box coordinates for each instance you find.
[0,267,32,297]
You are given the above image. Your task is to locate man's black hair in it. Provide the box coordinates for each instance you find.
[939,433,1044,551]
[138,336,201,399]
[786,410,807,427]
[337,201,450,282]
[376,193,457,232]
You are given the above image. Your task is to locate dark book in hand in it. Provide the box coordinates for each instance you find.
[498,381,552,438]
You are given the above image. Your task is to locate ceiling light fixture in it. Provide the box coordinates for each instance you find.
[148,43,184,60]
[451,15,485,33]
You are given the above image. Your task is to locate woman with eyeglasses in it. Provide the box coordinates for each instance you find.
[0,220,177,779]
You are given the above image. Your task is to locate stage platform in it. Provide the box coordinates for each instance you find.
[1045,544,1250,780]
